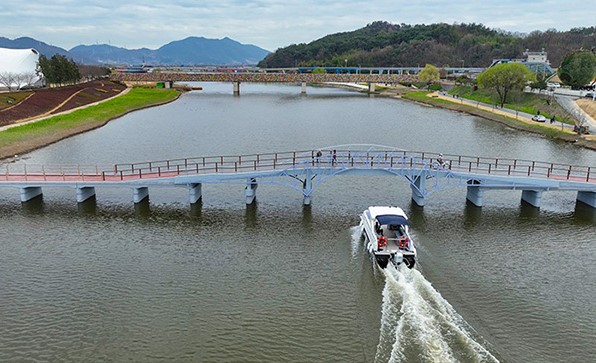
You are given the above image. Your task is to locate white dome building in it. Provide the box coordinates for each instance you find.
[0,47,43,90]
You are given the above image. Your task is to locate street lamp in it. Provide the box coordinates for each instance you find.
[460,59,465,68]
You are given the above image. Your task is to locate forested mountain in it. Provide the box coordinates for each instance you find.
[258,22,596,68]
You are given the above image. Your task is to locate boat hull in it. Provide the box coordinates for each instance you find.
[375,253,390,269]
[360,206,417,269]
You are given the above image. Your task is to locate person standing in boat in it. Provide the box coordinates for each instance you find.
[377,231,387,251]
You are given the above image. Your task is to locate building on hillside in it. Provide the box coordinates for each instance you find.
[489,48,555,77]
[0,47,44,90]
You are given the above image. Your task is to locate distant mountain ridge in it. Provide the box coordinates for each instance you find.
[0,36,70,58]
[0,36,270,66]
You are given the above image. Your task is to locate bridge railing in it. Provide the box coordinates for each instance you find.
[0,149,593,184]
[437,152,593,182]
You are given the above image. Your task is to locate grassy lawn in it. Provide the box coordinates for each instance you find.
[0,87,179,157]
[1,91,33,110]
[449,86,574,125]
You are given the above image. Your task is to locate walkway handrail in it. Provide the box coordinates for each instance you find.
[1,148,594,184]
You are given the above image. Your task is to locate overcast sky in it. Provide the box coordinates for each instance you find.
[1,0,594,51]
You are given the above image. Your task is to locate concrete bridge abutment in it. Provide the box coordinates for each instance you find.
[466,186,484,207]
[76,187,96,203]
[189,183,202,204]
[133,187,149,203]
[245,178,257,205]
[233,81,240,95]
[410,176,426,206]
[20,187,42,202]
[521,190,543,208]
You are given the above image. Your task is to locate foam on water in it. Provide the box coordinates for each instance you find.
[350,225,364,259]
[374,264,499,363]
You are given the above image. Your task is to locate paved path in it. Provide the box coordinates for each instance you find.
[432,92,577,132]
[555,94,596,134]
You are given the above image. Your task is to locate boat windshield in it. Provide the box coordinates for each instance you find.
[376,214,408,226]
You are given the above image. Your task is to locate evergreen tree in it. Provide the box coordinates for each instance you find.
[557,50,596,88]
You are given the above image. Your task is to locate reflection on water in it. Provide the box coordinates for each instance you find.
[244,201,258,228]
[574,201,596,223]
[462,202,483,228]
[133,198,151,217]
[77,196,97,216]
[518,200,541,220]
[20,195,44,215]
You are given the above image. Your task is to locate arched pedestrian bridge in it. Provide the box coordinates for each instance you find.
[1,145,594,209]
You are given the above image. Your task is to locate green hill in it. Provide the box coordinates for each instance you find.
[258,21,596,68]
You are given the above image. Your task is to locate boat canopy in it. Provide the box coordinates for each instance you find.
[376,214,409,226]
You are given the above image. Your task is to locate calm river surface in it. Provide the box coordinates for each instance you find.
[1,83,595,362]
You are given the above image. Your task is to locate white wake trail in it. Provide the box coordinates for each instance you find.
[375,265,499,363]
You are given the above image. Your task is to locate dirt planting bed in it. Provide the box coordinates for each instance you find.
[0,80,127,127]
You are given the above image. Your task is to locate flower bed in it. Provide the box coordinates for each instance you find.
[0,80,127,127]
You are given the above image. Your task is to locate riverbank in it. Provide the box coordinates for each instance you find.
[0,87,181,160]
[385,89,596,151]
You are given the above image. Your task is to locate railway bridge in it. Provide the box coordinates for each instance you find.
[110,71,419,94]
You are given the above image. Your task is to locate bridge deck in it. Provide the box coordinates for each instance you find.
[110,72,418,84]
[1,149,593,186]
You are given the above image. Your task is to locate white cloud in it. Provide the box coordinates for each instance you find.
[0,0,594,51]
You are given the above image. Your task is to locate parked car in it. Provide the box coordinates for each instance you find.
[532,115,547,122]
[584,92,594,99]
[547,82,560,88]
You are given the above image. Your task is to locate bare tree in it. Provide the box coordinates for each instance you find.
[0,72,40,90]
[15,72,39,89]
[0,72,17,91]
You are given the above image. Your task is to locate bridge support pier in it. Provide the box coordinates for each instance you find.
[20,187,42,202]
[303,195,312,206]
[577,191,596,208]
[466,186,484,207]
[368,83,376,92]
[133,187,149,204]
[303,169,313,206]
[189,183,202,204]
[301,82,307,94]
[233,81,240,95]
[521,190,543,208]
[245,178,258,205]
[76,187,96,203]
[410,176,426,206]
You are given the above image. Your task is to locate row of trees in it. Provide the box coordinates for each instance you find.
[1,54,110,91]
[36,54,81,86]
[417,49,595,107]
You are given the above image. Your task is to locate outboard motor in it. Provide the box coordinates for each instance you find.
[392,253,403,266]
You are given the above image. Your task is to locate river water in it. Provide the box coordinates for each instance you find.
[0,83,595,362]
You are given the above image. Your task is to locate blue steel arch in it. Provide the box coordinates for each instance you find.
[248,144,467,200]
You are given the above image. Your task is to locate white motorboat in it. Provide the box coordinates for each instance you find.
[360,206,417,269]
